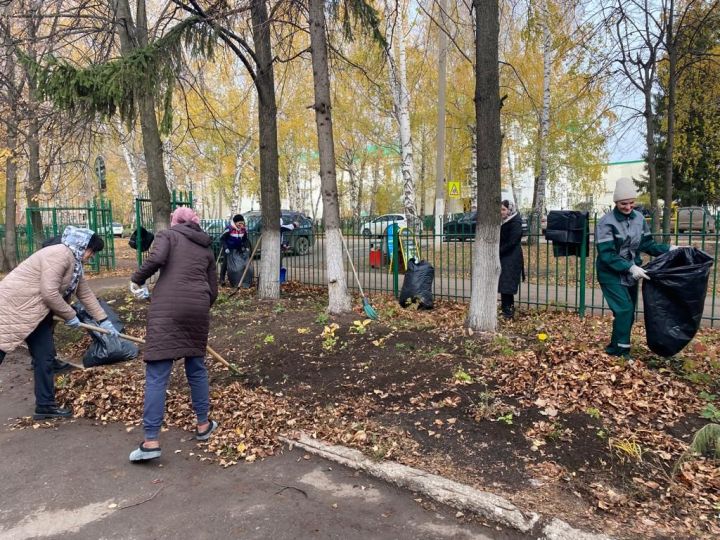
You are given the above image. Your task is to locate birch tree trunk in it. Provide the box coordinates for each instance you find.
[532,0,551,216]
[467,0,502,331]
[251,0,281,299]
[308,0,351,313]
[434,0,448,234]
[387,8,419,230]
[162,139,176,192]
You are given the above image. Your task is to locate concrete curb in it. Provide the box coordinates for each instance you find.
[280,433,613,539]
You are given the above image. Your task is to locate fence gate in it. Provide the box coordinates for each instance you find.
[134,190,193,266]
[24,199,115,271]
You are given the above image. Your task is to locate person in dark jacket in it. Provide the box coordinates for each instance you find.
[218,214,251,286]
[596,177,675,358]
[128,207,219,462]
[499,200,524,319]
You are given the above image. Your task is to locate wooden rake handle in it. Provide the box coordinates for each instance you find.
[55,317,239,374]
[228,235,262,298]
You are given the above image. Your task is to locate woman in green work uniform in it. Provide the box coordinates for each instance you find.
[595,177,677,358]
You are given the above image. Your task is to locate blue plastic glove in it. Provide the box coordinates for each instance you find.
[65,316,80,328]
[98,319,119,336]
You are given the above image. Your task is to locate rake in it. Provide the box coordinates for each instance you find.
[56,317,243,376]
[340,232,378,320]
[228,235,262,298]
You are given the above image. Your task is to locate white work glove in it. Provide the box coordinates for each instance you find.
[628,264,650,281]
[98,319,119,336]
[224,248,230,254]
[129,282,150,300]
[65,316,80,328]
[668,245,680,251]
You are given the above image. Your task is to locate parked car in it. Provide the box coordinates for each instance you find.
[676,207,716,233]
[360,214,407,237]
[245,210,315,256]
[443,212,476,241]
[112,222,124,237]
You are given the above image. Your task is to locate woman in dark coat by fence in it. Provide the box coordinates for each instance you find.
[128,207,219,462]
[499,200,524,319]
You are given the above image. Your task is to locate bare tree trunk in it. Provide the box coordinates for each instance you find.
[116,120,140,200]
[369,157,380,216]
[418,128,427,217]
[251,0,281,300]
[114,0,171,231]
[507,149,520,208]
[434,0,448,233]
[24,7,44,241]
[467,0,502,331]
[308,0,351,313]
[387,8,419,230]
[644,82,659,230]
[469,125,478,209]
[532,0,551,216]
[662,0,677,237]
[163,139,176,192]
[3,114,18,270]
[231,138,253,216]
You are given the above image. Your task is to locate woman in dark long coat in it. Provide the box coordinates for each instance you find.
[499,200,524,319]
[128,207,219,462]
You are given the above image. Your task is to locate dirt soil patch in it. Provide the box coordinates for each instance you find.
[47,282,719,538]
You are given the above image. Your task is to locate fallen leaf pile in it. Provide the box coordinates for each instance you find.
[42,285,719,538]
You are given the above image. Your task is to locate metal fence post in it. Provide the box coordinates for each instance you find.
[578,216,588,318]
[393,226,399,298]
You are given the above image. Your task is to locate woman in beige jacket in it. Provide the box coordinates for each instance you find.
[0,226,117,419]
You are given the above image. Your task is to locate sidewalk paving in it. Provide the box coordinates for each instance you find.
[0,350,525,540]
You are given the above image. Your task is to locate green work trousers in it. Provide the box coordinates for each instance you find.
[599,281,639,356]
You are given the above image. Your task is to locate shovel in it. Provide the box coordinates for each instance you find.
[56,317,243,376]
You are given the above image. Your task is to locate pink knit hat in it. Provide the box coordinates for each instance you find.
[171,207,200,226]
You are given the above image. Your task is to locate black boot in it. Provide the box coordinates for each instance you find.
[34,406,73,420]
[500,294,515,319]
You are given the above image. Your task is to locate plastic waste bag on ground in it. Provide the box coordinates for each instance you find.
[399,259,435,309]
[227,250,253,288]
[642,247,713,357]
[73,299,138,368]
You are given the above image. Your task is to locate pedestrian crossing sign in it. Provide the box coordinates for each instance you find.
[448,181,461,199]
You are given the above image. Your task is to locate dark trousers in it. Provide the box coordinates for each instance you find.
[26,313,57,407]
[219,256,228,284]
[500,294,515,318]
[143,357,210,440]
[0,349,5,366]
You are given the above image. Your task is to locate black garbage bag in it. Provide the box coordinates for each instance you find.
[226,249,253,288]
[73,299,138,368]
[128,226,154,252]
[399,259,434,309]
[642,247,714,357]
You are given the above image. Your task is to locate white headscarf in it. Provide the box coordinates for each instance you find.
[60,226,94,297]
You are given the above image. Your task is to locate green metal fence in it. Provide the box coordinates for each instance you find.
[134,207,720,327]
[275,209,720,327]
[14,199,116,271]
[134,190,193,267]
